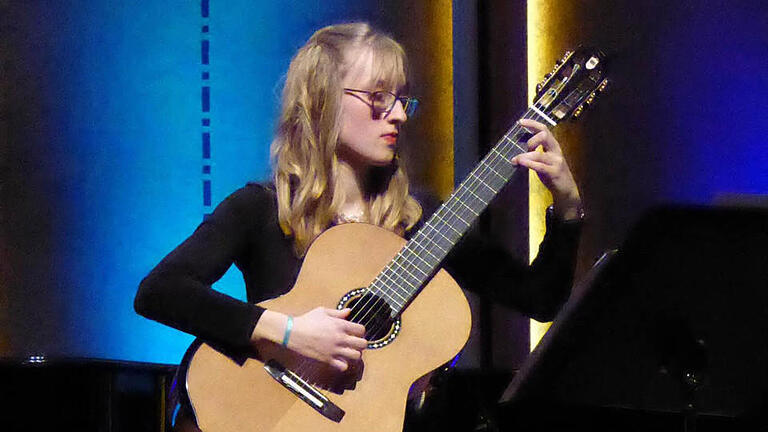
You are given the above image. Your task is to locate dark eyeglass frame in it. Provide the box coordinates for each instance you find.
[343,88,419,119]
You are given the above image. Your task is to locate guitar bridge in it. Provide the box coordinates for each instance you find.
[264,359,345,423]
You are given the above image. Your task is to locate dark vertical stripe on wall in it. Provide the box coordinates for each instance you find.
[202,87,210,112]
[203,180,211,206]
[201,2,211,216]
[452,0,479,183]
[476,0,530,370]
[201,40,209,65]
[202,132,210,158]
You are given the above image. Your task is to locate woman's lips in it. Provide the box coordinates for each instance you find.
[382,134,398,144]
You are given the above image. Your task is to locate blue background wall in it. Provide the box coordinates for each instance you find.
[1,0,388,364]
[1,0,766,366]
[558,0,768,274]
[654,3,768,203]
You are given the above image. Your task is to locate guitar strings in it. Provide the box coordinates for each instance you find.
[348,107,544,341]
[288,104,550,386]
[346,106,546,344]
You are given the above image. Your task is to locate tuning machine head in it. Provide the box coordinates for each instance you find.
[586,78,610,105]
[570,78,609,120]
[536,72,554,94]
[572,104,585,119]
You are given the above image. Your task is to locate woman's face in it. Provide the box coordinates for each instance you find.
[337,49,408,170]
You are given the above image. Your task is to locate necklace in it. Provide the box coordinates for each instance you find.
[334,209,366,224]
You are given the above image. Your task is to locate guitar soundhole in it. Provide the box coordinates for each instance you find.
[337,288,401,349]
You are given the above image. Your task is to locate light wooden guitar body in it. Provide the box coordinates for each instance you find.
[184,223,472,432]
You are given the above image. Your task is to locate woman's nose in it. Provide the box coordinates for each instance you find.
[387,99,407,123]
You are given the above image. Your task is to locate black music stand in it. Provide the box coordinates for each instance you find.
[496,205,768,432]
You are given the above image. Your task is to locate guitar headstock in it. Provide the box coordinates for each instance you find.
[534,48,608,123]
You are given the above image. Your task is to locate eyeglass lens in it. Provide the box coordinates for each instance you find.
[371,91,418,117]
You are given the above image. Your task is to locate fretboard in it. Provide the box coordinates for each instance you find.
[368,107,558,316]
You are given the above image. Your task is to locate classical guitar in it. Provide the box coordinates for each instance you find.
[178,48,608,432]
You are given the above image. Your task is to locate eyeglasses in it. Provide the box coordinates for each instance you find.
[343,88,419,119]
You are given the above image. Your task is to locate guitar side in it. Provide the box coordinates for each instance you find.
[183,223,472,432]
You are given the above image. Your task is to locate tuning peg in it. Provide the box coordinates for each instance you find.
[572,104,585,119]
[597,78,609,92]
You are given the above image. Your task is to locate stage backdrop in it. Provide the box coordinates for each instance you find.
[524,0,768,279]
[0,1,455,364]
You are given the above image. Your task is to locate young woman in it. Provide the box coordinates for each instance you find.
[135,22,583,428]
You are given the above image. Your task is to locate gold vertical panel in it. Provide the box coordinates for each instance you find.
[396,1,453,199]
[424,1,454,199]
[528,0,588,349]
[528,0,554,349]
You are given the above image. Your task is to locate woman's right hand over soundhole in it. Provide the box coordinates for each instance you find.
[251,307,367,372]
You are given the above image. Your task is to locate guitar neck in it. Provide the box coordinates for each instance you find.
[368,107,559,316]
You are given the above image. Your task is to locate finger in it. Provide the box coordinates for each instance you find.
[515,151,559,165]
[327,307,350,318]
[343,320,366,337]
[514,157,551,175]
[518,118,547,133]
[336,347,363,361]
[527,132,563,156]
[519,119,563,154]
[345,335,369,350]
[330,357,349,372]
[525,130,550,151]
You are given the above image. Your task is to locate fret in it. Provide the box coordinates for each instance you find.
[371,270,409,302]
[405,238,442,264]
[412,227,449,255]
[370,285,408,310]
[377,257,415,290]
[376,274,417,304]
[377,267,412,300]
[479,160,507,182]
[460,184,486,204]
[468,171,497,193]
[390,255,429,284]
[462,178,496,203]
[363,287,404,313]
[440,201,471,226]
[404,236,443,265]
[401,247,434,273]
[490,146,514,163]
[454,197,479,216]
[424,221,453,248]
[430,211,463,237]
[500,136,527,155]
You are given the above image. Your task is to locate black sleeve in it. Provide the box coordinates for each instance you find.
[442,209,582,322]
[411,188,582,322]
[134,185,268,352]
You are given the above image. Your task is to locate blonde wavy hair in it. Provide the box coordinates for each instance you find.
[271,22,422,256]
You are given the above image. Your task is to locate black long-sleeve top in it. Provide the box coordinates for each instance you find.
[134,183,581,353]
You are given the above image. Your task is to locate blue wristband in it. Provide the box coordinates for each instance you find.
[282,316,293,347]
